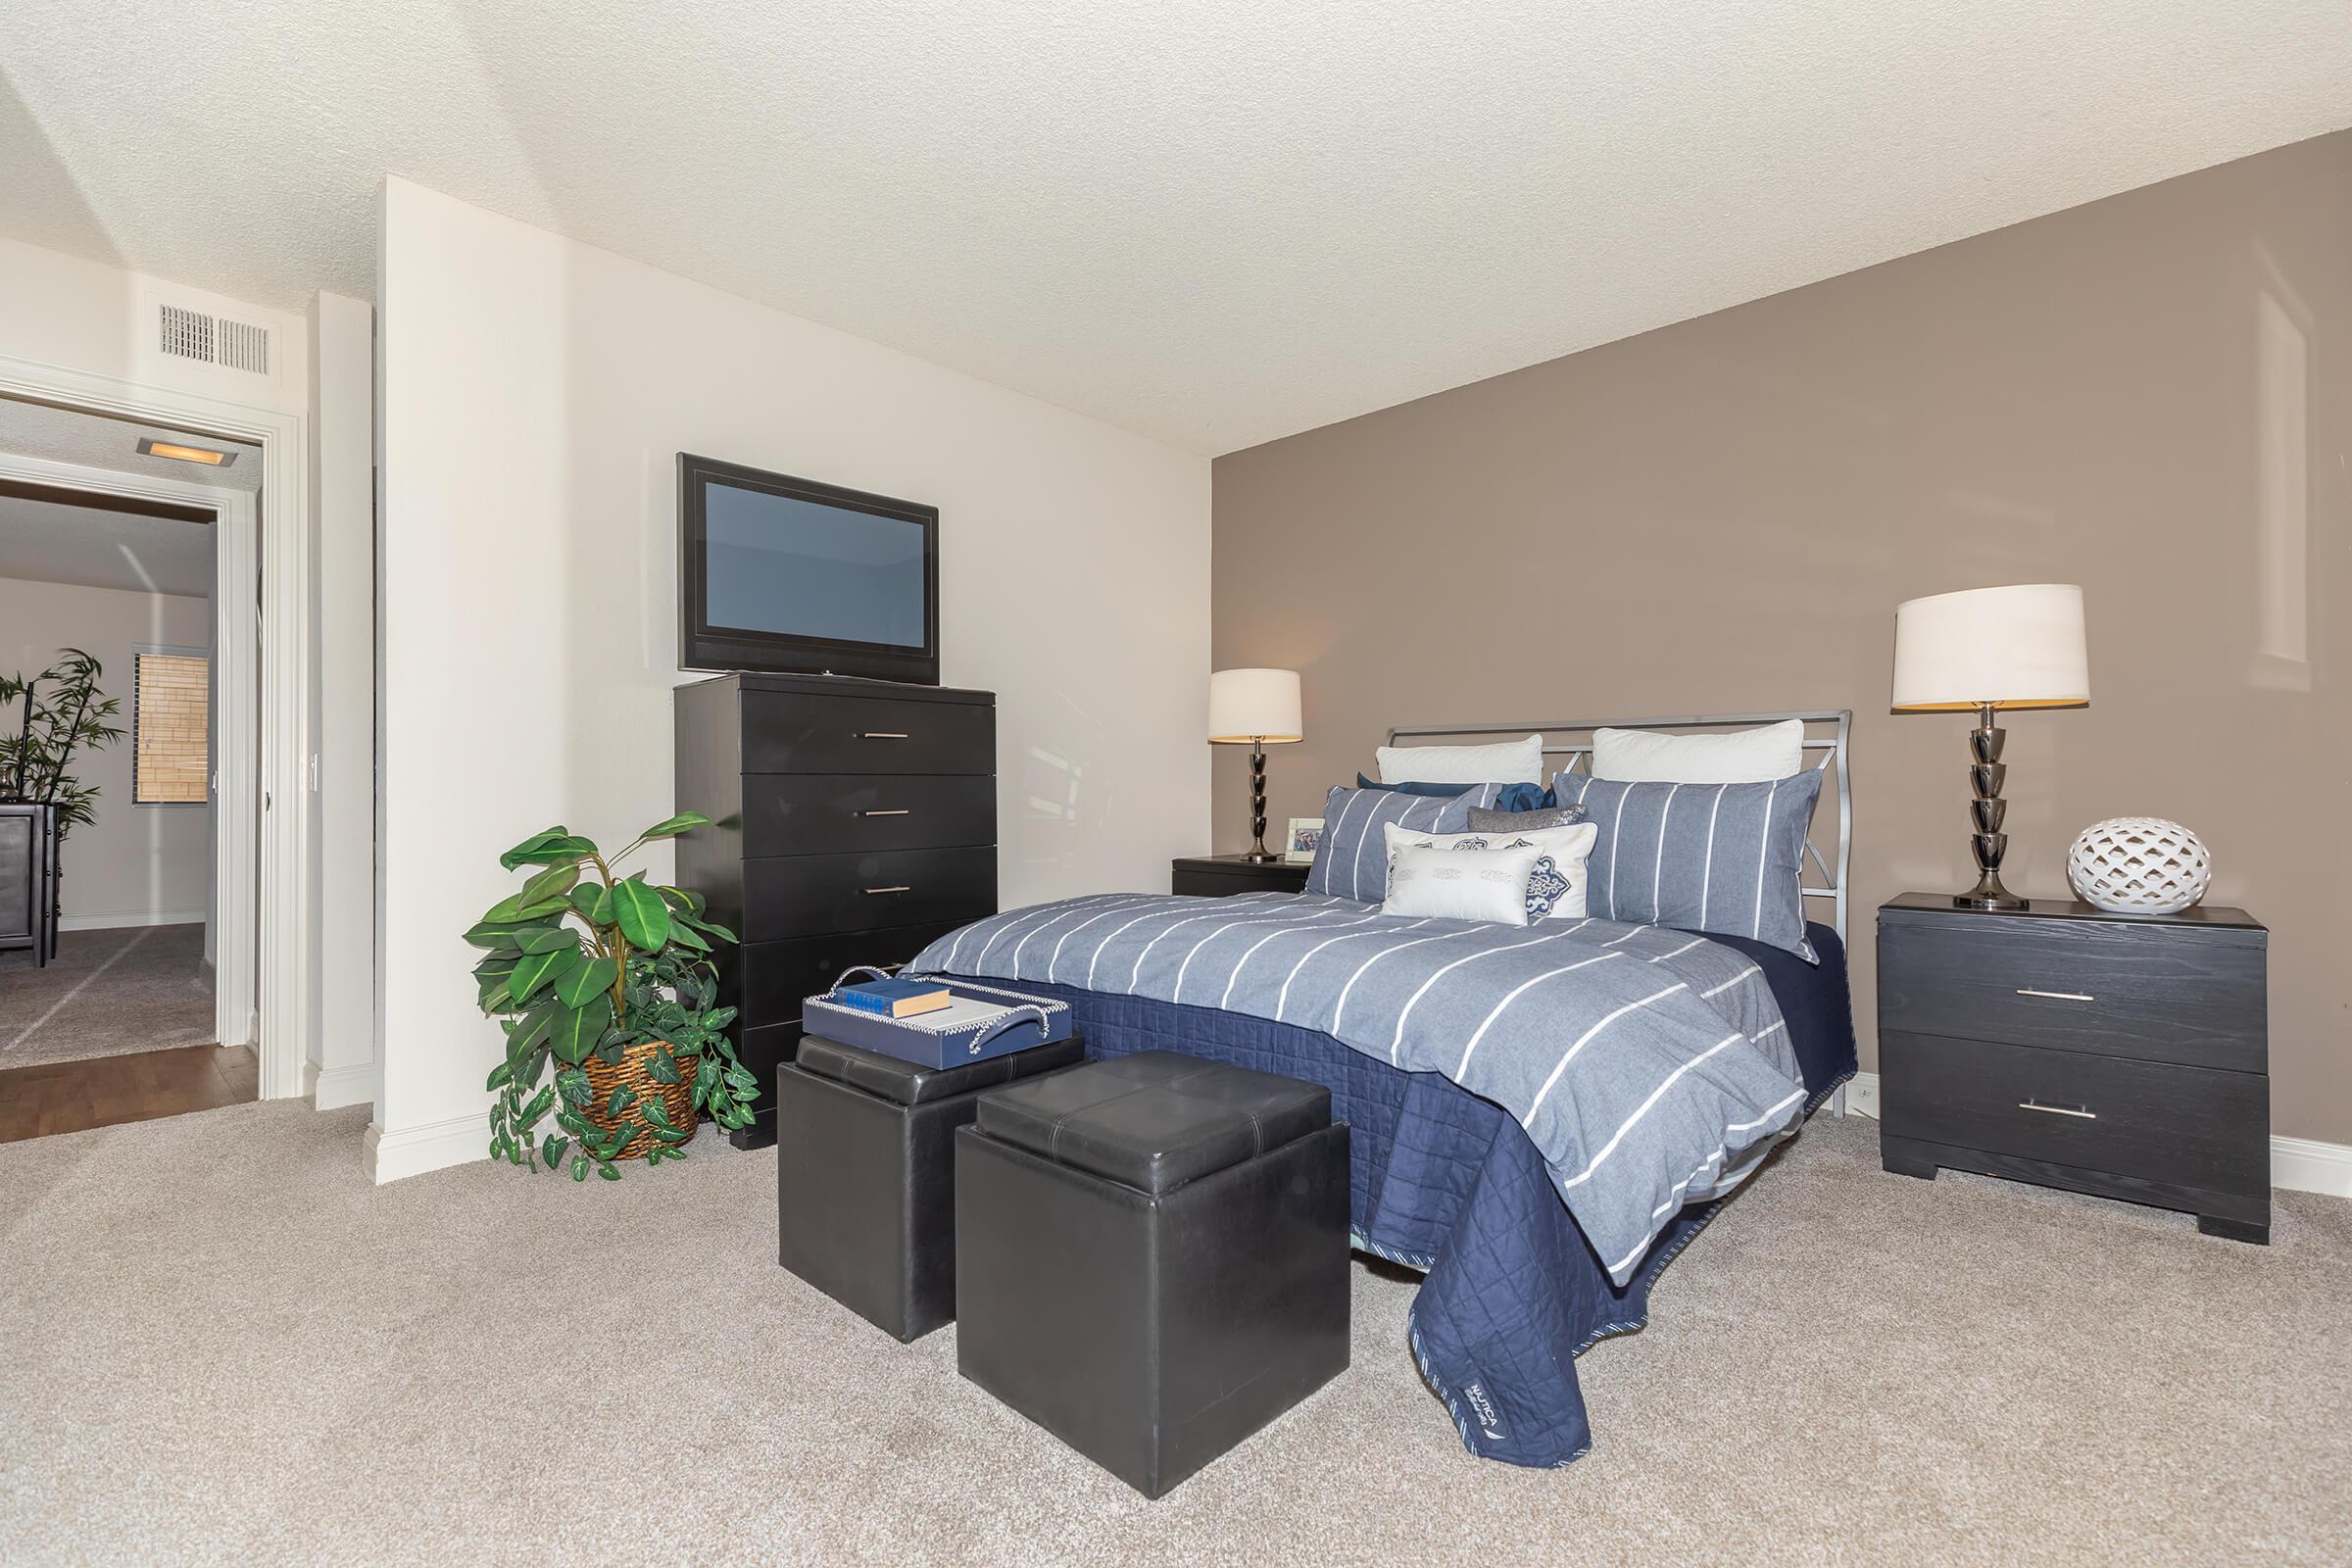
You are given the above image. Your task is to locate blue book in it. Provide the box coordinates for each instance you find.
[830,976,953,1019]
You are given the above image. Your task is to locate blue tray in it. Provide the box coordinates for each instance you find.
[803,969,1074,1070]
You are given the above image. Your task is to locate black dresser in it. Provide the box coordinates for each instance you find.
[675,674,998,1149]
[1877,892,2270,1242]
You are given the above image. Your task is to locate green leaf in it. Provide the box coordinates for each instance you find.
[462,920,536,952]
[685,916,738,947]
[556,1066,592,1107]
[498,826,578,870]
[569,882,614,926]
[485,1060,512,1092]
[665,921,711,953]
[604,1082,637,1116]
[508,997,562,1057]
[509,944,585,1005]
[609,876,670,952]
[476,964,517,1014]
[542,1134,568,1168]
[648,1051,682,1086]
[642,1098,678,1130]
[503,833,598,869]
[637,812,710,841]
[517,1085,555,1129]
[598,1161,620,1182]
[511,925,582,955]
[656,884,708,916]
[516,862,581,909]
[549,995,613,1064]
[571,1153,589,1182]
[554,956,618,1008]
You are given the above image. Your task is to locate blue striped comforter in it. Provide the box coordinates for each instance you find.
[910,890,1808,1284]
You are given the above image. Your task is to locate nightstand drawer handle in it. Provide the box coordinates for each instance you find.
[862,885,912,895]
[858,731,910,740]
[2015,987,2094,1003]
[2019,1099,2097,1120]
[858,808,910,817]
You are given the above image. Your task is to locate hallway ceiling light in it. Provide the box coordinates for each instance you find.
[136,437,234,467]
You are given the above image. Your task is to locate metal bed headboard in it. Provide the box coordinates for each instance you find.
[1382,710,1854,948]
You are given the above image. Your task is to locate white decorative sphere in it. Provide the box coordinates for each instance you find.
[2067,817,2212,913]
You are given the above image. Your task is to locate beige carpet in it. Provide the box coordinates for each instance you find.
[1,1102,2344,1568]
[0,923,213,1068]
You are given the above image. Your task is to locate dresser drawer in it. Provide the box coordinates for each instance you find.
[741,690,993,776]
[1881,1030,2268,1198]
[1879,915,2266,1072]
[730,921,968,1024]
[742,847,996,942]
[740,774,995,858]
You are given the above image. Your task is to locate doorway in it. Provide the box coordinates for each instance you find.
[0,382,296,1134]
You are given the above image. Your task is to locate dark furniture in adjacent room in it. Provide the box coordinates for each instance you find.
[674,673,999,1149]
[776,1031,1084,1342]
[1877,891,2270,1242]
[0,803,59,966]
[955,1051,1351,1498]
[1169,853,1310,898]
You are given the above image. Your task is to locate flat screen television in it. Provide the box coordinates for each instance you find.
[678,454,940,684]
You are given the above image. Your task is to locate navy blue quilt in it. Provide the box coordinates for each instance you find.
[934,922,1854,1469]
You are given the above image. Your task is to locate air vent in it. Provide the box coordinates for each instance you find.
[158,304,270,375]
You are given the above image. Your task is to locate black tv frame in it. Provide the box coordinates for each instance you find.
[678,453,940,685]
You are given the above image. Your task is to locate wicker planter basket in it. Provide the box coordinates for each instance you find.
[580,1039,700,1160]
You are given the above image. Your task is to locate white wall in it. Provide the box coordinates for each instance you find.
[0,578,210,927]
[307,290,376,1109]
[368,178,1210,1179]
[0,235,308,416]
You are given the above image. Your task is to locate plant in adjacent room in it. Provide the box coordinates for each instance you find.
[463,813,757,1181]
[0,647,123,837]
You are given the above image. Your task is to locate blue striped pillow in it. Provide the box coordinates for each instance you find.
[1304,782,1500,903]
[1554,768,1824,959]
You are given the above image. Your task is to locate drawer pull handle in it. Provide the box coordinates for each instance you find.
[2019,1100,2097,1120]
[858,808,911,817]
[858,731,910,740]
[2015,988,2094,1003]
[863,885,912,895]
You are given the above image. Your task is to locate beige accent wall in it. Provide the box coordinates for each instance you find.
[1212,130,2350,1143]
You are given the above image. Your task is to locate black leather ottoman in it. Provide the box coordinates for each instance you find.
[777,1032,1085,1343]
[954,1051,1351,1497]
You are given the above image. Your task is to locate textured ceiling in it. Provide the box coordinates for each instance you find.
[4,2,2347,453]
[0,493,213,598]
[0,398,263,493]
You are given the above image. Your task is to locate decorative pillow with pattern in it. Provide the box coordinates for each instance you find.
[1303,782,1501,903]
[1466,803,1587,834]
[1552,766,1824,959]
[1381,819,1598,920]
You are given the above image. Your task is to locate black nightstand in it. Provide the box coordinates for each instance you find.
[1171,855,1311,898]
[1877,892,2270,1243]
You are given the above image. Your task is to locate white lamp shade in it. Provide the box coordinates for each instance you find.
[1891,584,2090,711]
[1207,667,1302,744]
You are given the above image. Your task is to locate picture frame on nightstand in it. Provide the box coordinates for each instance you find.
[1283,817,1324,864]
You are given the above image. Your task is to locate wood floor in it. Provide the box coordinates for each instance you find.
[0,1044,257,1143]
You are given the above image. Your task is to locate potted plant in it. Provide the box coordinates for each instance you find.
[464,813,758,1181]
[0,648,124,933]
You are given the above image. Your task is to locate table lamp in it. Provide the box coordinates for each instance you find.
[1891,583,2089,910]
[1208,668,1303,862]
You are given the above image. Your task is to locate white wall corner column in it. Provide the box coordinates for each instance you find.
[368,176,1210,1183]
[307,290,377,1111]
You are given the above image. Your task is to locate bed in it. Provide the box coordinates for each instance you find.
[906,712,1858,1468]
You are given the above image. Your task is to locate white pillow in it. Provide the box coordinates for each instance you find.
[1376,733,1544,785]
[1590,719,1805,784]
[1382,843,1539,925]
[1383,820,1598,920]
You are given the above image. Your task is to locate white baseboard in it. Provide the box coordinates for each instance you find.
[311,1060,374,1112]
[58,910,204,931]
[363,1111,489,1185]
[1838,1070,2352,1199]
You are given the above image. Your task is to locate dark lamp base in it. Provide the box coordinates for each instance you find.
[1241,850,1284,864]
